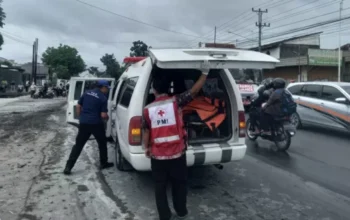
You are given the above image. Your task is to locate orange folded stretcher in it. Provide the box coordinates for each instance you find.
[183,96,226,131]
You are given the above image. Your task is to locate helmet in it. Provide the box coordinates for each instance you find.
[272,78,286,89]
[262,89,272,99]
[263,78,273,87]
[262,78,274,90]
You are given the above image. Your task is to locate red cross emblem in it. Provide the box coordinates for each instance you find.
[158,110,165,117]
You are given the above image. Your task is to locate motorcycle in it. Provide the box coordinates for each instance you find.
[33,87,54,99]
[246,96,296,151]
[53,87,67,97]
[17,85,24,93]
[61,89,67,97]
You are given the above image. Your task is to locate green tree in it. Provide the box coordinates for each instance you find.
[100,54,121,79]
[0,0,6,49]
[87,66,103,77]
[42,44,86,79]
[55,65,70,79]
[130,40,149,57]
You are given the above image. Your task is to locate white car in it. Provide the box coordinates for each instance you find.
[66,48,279,171]
[287,81,350,131]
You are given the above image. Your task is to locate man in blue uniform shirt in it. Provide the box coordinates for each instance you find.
[64,80,114,175]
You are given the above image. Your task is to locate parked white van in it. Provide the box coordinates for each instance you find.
[66,48,279,171]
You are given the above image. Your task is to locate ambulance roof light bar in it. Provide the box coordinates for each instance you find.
[123,57,146,64]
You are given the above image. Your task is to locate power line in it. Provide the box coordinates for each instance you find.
[236,7,350,45]
[184,0,292,47]
[268,4,349,31]
[183,0,275,47]
[1,32,32,46]
[266,0,330,23]
[220,0,339,42]
[213,0,295,42]
[75,0,206,39]
[236,14,350,47]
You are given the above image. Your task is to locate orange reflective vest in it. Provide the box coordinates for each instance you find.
[183,96,226,130]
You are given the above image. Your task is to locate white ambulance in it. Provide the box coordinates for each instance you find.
[66,48,279,171]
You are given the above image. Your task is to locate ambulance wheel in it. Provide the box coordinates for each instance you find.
[115,139,132,171]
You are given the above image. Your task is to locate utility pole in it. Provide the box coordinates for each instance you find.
[252,8,270,52]
[298,44,301,82]
[214,26,217,44]
[32,38,39,84]
[253,8,269,80]
[338,0,344,82]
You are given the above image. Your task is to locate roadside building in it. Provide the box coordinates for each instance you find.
[0,57,25,87]
[250,32,349,82]
[21,62,49,86]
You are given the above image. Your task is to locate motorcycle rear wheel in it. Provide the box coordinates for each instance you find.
[246,119,258,141]
[274,128,291,151]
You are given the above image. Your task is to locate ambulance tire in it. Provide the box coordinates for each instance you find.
[115,139,132,171]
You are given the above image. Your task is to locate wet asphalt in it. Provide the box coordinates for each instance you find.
[1,99,350,220]
[102,124,350,220]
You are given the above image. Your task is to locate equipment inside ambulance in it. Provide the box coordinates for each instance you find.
[66,48,279,171]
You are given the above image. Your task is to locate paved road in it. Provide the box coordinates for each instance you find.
[1,98,349,220]
[102,125,350,220]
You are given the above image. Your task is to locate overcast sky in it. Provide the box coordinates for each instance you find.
[1,0,350,70]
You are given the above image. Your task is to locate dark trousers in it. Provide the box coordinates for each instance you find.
[151,154,188,220]
[249,108,261,129]
[66,123,108,169]
[260,112,274,130]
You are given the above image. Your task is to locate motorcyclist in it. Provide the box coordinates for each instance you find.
[30,82,36,97]
[249,78,273,134]
[43,83,48,95]
[260,78,287,135]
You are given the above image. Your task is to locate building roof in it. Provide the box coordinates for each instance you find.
[20,62,49,75]
[249,32,323,51]
[339,43,350,51]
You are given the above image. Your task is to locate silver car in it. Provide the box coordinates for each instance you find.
[286,82,350,132]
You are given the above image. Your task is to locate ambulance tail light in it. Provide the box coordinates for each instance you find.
[238,111,246,138]
[123,57,146,64]
[129,116,142,145]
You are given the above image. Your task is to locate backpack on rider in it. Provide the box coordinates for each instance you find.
[272,78,297,116]
[280,90,297,116]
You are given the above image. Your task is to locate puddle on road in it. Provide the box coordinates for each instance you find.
[77,184,89,192]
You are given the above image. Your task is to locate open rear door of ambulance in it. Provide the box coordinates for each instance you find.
[148,48,280,166]
[66,78,84,127]
[148,48,279,70]
[66,77,115,135]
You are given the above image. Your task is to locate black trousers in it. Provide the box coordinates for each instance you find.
[151,154,188,220]
[260,112,274,130]
[66,123,108,169]
[249,107,261,129]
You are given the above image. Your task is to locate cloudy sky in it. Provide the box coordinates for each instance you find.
[1,0,350,70]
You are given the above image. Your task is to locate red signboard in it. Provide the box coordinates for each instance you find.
[239,84,254,92]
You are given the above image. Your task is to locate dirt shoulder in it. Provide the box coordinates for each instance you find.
[0,99,127,220]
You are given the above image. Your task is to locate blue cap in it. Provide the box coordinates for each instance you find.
[97,80,110,89]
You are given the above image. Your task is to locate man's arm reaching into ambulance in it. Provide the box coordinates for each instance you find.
[190,60,210,97]
[176,60,210,108]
